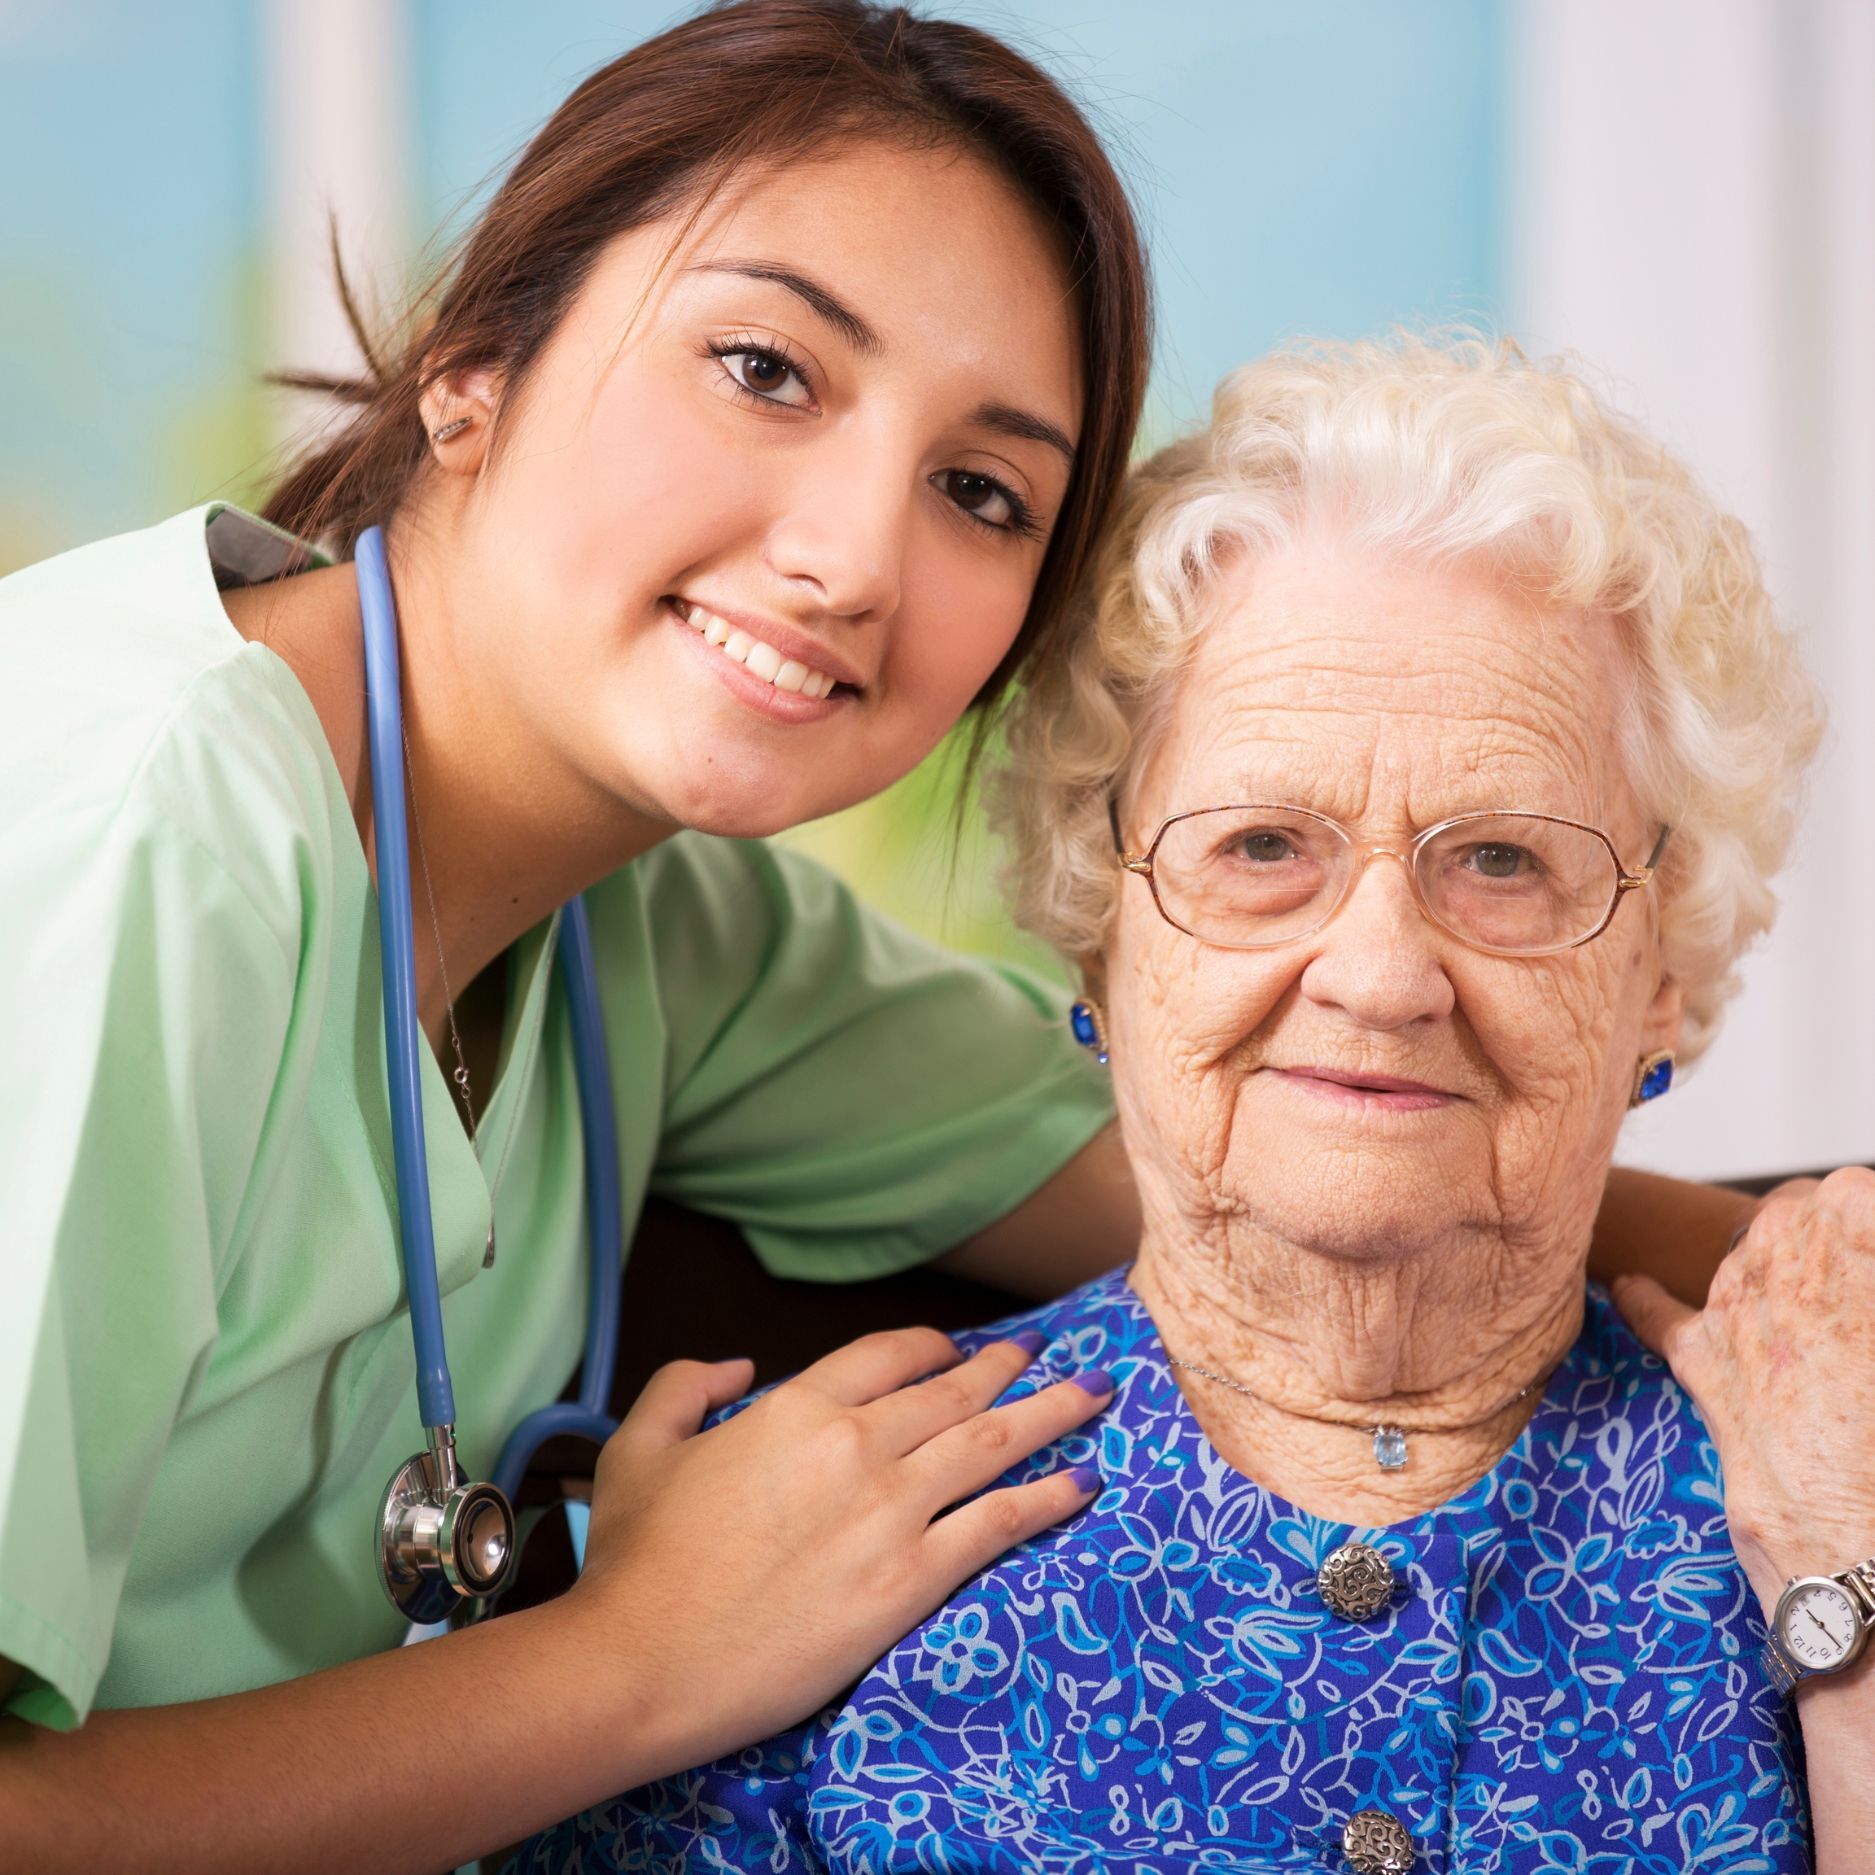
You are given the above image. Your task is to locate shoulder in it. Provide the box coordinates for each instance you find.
[608,830,1070,1063]
[0,507,341,956]
[615,833,1061,1008]
[593,831,810,950]
[604,832,891,963]
[949,1266,1149,1378]
[1554,1282,1712,1451]
[2,507,249,740]
[706,1268,1142,1439]
[1513,1285,1738,1611]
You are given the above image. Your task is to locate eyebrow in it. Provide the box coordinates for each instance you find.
[687,259,883,356]
[968,399,1076,466]
[689,258,1079,468]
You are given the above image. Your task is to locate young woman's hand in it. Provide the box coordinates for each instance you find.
[0,1325,1107,1875]
[572,1325,1108,1769]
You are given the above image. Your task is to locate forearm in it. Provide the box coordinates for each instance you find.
[1798,1672,1875,1873]
[937,1124,1139,1300]
[0,1596,672,1875]
[1589,1165,1753,1304]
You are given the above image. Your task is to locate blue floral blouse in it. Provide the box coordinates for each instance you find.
[514,1270,1807,1873]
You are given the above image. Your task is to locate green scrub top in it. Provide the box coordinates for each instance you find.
[0,505,1112,1731]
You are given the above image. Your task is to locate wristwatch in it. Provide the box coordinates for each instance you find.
[1761,1557,1875,1696]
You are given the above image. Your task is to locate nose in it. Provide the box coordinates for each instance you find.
[763,431,908,626]
[1298,852,1456,1031]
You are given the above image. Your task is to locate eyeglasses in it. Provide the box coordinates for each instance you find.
[1112,803,1671,958]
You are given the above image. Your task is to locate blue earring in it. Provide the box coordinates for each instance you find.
[1630,1049,1675,1107]
[1070,998,1110,1067]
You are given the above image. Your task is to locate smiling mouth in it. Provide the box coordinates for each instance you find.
[1270,1066,1459,1109]
[669,598,853,701]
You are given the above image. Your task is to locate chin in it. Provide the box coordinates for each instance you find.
[1232,1143,1472,1263]
[662,764,876,841]
[684,797,813,841]
[648,777,813,841]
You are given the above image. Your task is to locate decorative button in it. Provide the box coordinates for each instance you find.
[1317,1542,1395,1621]
[1342,1807,1416,1874]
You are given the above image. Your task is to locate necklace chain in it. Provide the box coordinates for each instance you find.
[476,913,557,1266]
[402,724,477,1140]
[1165,1349,1547,1471]
[400,724,556,1269]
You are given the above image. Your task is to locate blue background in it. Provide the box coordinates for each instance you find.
[0,0,1507,565]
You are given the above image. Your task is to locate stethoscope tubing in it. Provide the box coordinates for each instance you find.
[358,525,457,1433]
[357,524,621,1499]
[490,899,623,1501]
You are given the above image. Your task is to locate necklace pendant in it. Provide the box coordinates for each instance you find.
[1372,1425,1409,1471]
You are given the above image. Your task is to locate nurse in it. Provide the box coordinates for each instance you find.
[0,2,1794,1870]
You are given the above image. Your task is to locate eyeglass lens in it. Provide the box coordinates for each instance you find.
[1150,808,1622,953]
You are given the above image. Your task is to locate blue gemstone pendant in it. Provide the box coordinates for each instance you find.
[1372,1425,1409,1471]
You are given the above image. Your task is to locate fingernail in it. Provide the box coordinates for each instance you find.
[1068,1465,1103,1494]
[1008,1329,1048,1356]
[1072,1368,1115,1396]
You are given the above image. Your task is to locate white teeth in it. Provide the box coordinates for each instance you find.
[675,600,841,701]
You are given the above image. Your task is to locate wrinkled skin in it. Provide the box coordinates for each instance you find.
[1104,532,1685,1522]
[1617,1168,1875,1602]
[1616,1170,1875,1866]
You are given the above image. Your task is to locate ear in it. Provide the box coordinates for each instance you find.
[1639,970,1685,1057]
[417,367,503,476]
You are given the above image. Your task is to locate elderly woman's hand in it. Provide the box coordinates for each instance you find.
[1618,1173,1875,1875]
[1614,1167,1875,1611]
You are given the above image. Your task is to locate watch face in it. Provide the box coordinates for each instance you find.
[1776,1580,1861,1674]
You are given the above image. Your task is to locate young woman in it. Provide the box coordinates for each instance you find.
[0,4,1762,1869]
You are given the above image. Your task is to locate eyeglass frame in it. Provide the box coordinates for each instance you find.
[1108,799,1673,958]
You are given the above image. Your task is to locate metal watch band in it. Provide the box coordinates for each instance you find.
[1760,1636,1802,1697]
[1841,1558,1875,1620]
[1761,1557,1875,1697]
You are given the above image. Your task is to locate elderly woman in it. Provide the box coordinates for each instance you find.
[515,335,1873,1873]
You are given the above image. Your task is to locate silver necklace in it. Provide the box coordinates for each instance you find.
[1165,1351,1546,1472]
[401,725,554,1269]
[402,724,477,1138]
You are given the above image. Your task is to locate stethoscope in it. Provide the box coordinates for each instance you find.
[356,526,624,1626]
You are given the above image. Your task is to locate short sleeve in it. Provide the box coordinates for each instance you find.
[0,812,291,1729]
[640,838,1113,1281]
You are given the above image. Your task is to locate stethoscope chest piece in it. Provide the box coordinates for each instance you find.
[357,523,622,1630]
[378,1425,517,1624]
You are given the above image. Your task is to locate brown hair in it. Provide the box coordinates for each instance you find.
[263,0,1150,715]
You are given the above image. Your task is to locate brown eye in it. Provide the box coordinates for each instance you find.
[718,347,814,408]
[933,468,1025,532]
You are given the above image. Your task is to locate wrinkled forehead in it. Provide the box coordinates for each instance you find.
[1136,540,1640,837]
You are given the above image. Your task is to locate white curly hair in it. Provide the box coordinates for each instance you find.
[994,331,1824,1065]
